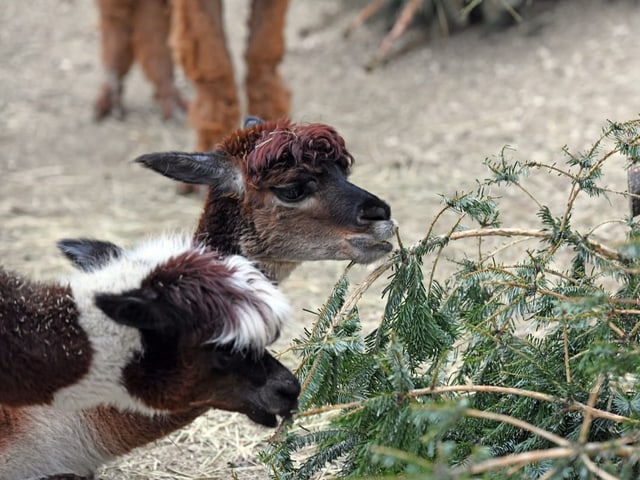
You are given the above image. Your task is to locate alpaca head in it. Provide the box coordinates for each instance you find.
[58,235,299,426]
[135,118,397,280]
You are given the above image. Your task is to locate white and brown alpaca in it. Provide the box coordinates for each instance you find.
[7,118,395,479]
[0,234,299,480]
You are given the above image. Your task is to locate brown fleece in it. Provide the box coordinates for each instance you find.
[0,271,92,407]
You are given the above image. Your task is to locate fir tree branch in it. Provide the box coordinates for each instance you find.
[580,453,621,480]
[407,385,633,424]
[481,236,533,265]
[454,447,574,475]
[443,228,621,261]
[526,162,578,180]
[627,320,640,339]
[428,214,466,294]
[455,435,640,477]
[464,408,570,446]
[578,374,605,444]
[294,384,635,426]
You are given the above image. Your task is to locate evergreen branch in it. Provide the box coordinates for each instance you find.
[464,408,570,447]
[539,466,563,480]
[463,317,563,388]
[407,385,633,424]
[334,256,396,325]
[480,236,534,265]
[437,227,622,262]
[526,161,578,180]
[423,203,454,246]
[428,214,466,294]
[578,374,605,444]
[607,319,627,339]
[580,453,621,480]
[294,384,635,426]
[511,180,543,210]
[368,445,433,471]
[627,320,640,339]
[586,219,629,237]
[454,447,575,475]
[455,434,640,477]
[266,119,640,479]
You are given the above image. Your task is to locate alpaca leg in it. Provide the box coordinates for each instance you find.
[94,0,134,120]
[171,0,239,151]
[245,0,291,120]
[131,0,187,120]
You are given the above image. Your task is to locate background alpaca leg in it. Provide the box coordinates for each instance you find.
[131,0,186,120]
[93,0,134,120]
[245,0,290,120]
[171,0,239,152]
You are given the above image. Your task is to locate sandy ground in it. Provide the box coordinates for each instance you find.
[1,0,640,478]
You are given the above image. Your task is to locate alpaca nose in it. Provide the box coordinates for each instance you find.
[357,199,391,224]
[278,377,301,399]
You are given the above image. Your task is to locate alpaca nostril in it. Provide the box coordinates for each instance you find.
[358,202,391,223]
[279,379,301,399]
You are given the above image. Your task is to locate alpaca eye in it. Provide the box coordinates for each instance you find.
[271,184,309,203]
[208,347,238,371]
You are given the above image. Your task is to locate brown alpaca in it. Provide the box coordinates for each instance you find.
[5,118,395,479]
[93,0,187,120]
[93,0,290,149]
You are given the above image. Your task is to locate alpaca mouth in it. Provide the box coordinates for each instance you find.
[246,407,293,427]
[346,237,394,264]
[346,218,397,263]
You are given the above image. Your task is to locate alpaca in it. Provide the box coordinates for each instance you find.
[93,0,187,120]
[0,234,299,479]
[6,118,395,479]
[137,117,397,281]
[94,0,290,151]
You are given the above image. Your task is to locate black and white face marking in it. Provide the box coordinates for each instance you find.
[51,233,291,413]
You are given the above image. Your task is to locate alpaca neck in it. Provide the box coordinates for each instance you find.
[194,195,299,283]
[258,260,299,284]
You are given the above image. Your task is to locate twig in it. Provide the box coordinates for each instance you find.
[580,453,621,480]
[579,374,605,444]
[368,0,422,68]
[428,215,466,294]
[344,0,388,38]
[454,447,574,475]
[296,384,634,426]
[464,408,570,447]
[563,323,572,385]
[455,434,640,476]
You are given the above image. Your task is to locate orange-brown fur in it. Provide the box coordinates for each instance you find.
[94,0,186,120]
[94,0,290,150]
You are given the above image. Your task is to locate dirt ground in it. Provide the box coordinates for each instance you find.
[1,0,640,478]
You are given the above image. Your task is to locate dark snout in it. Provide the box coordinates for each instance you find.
[357,196,391,225]
[326,177,396,263]
[327,175,392,227]
[246,355,300,427]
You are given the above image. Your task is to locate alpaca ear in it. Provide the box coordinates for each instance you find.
[57,238,123,272]
[135,151,243,194]
[243,115,263,128]
[95,289,176,331]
